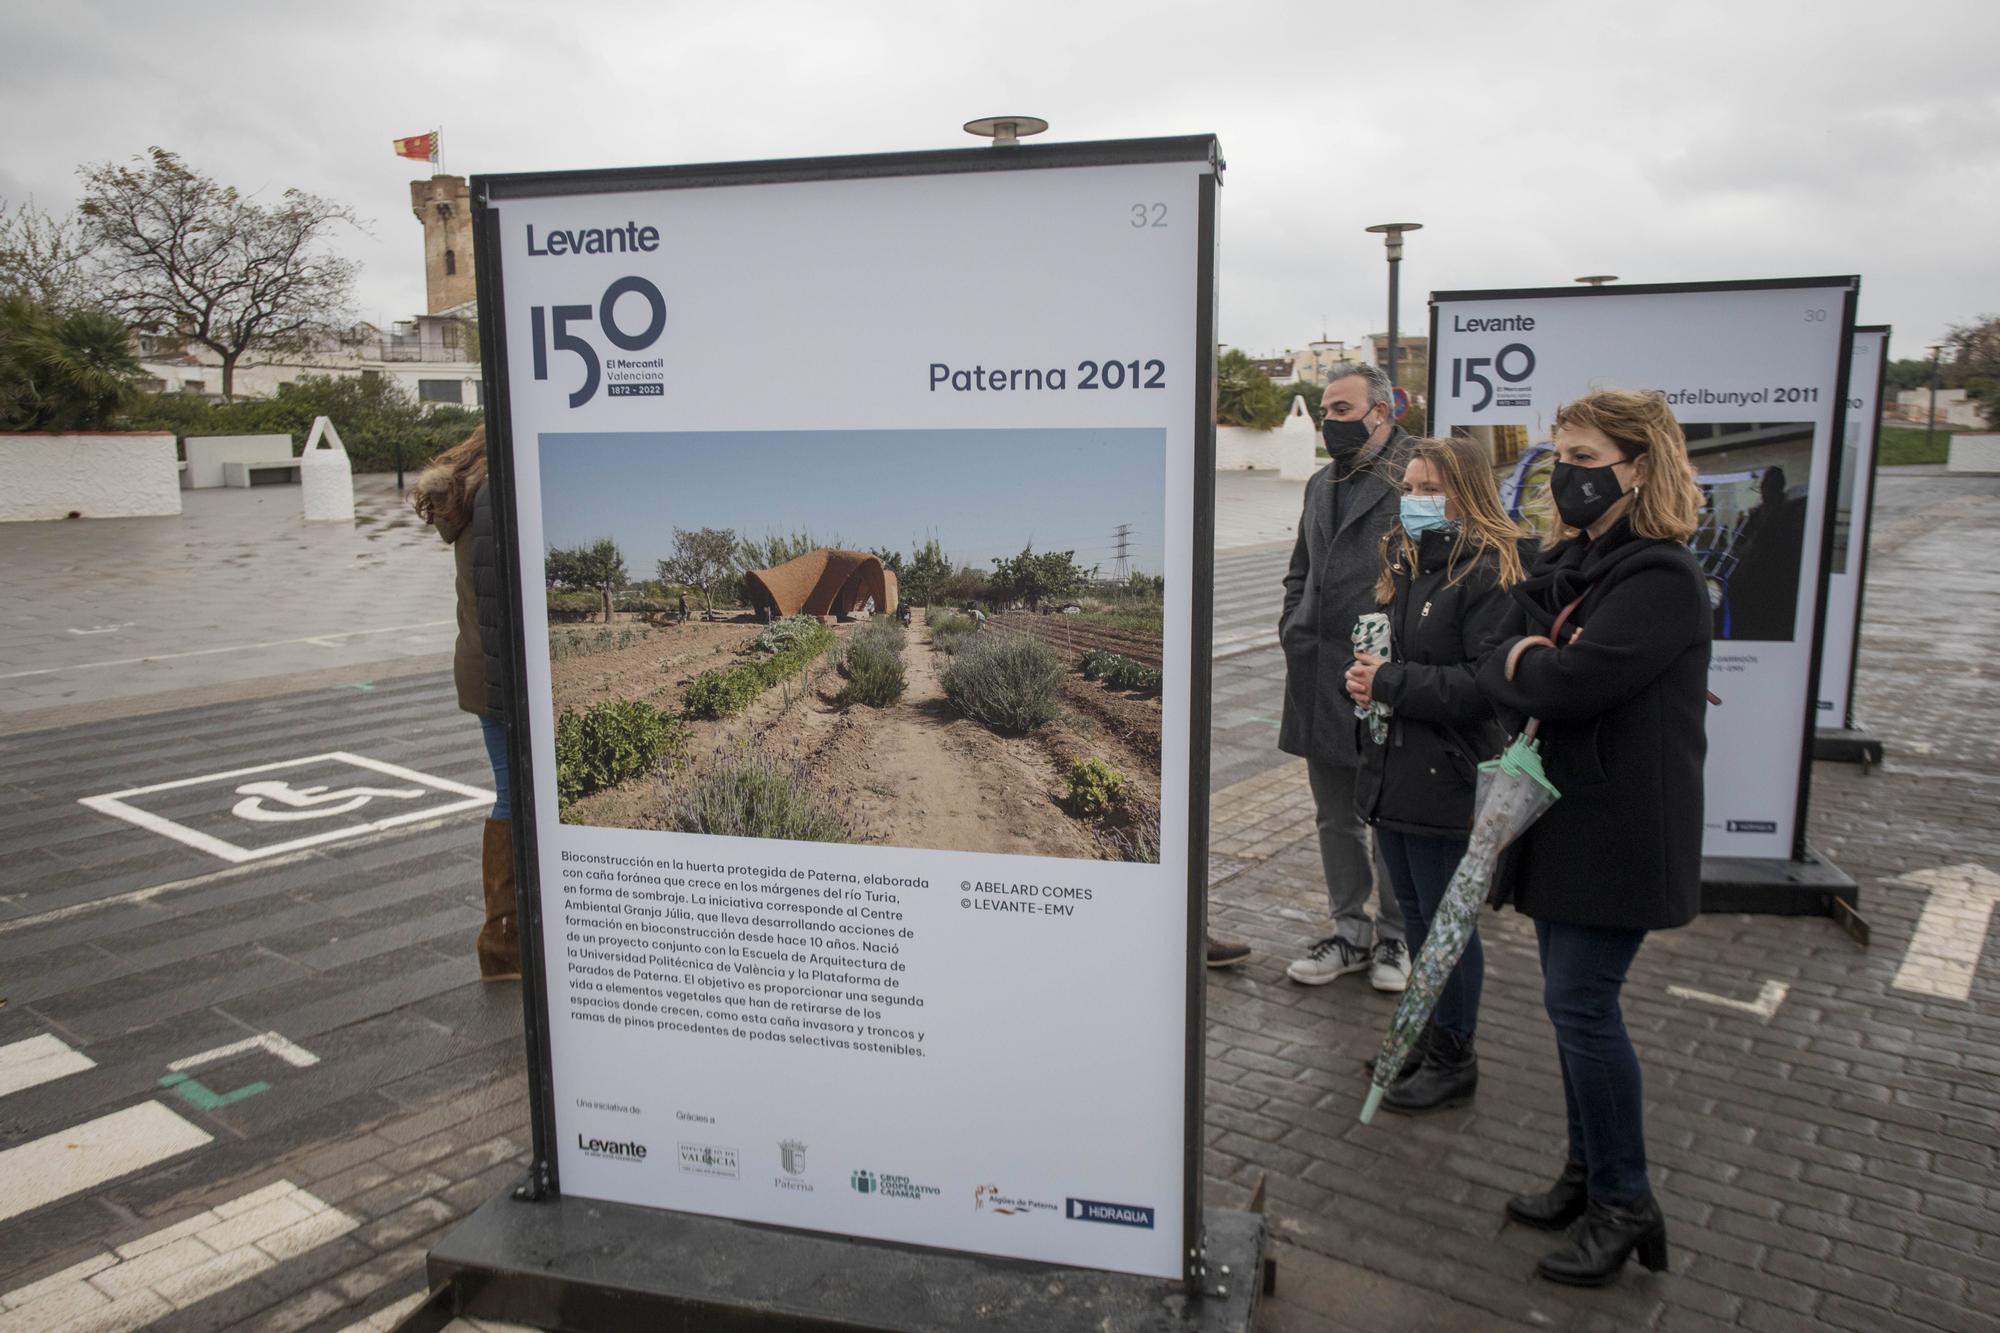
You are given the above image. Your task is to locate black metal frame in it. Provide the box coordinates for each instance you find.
[1831,325,1891,731]
[469,135,1222,1290]
[1424,275,1861,866]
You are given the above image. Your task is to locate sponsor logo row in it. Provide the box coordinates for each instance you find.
[583,1132,1150,1228]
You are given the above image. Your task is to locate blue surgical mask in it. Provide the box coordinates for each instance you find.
[1400,494,1449,537]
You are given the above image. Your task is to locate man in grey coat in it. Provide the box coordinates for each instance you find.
[1279,362,1411,990]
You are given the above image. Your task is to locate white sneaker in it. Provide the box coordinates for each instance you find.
[1370,939,1411,993]
[1287,935,1373,986]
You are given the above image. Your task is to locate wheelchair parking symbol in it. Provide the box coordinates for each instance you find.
[80,751,493,863]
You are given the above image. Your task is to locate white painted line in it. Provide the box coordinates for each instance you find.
[1667,979,1789,1020]
[0,620,456,680]
[0,1102,213,1224]
[168,1032,318,1074]
[0,1033,96,1098]
[79,751,491,864]
[0,816,451,938]
[0,1179,356,1326]
[1891,863,2000,1001]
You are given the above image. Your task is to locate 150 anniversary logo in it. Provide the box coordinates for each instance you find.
[1445,314,1538,413]
[523,220,667,408]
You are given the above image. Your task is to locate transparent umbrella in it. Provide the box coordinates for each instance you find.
[1360,725,1560,1124]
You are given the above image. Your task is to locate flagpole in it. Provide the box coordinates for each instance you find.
[434,127,443,177]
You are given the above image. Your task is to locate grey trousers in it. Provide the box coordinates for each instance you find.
[1306,757,1405,948]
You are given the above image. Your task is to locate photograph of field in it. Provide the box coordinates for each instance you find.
[535,428,1167,862]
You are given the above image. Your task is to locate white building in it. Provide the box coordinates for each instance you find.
[1892,387,1990,430]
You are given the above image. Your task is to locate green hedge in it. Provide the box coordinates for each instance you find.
[554,698,688,810]
[120,375,483,473]
[682,618,835,720]
[1081,649,1162,695]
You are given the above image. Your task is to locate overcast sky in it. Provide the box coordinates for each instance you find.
[3,0,1993,361]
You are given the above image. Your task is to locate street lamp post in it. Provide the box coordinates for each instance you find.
[1366,222,1422,390]
[1925,343,1945,458]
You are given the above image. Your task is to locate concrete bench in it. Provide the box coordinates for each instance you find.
[185,434,296,488]
[222,459,304,487]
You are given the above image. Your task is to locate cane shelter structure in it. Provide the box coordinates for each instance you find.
[744,548,898,620]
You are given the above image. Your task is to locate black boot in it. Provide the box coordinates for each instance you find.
[1506,1160,1588,1230]
[1535,1195,1670,1286]
[1364,1020,1434,1086]
[1381,1028,1477,1113]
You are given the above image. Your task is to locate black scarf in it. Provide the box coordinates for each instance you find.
[1509,517,1645,633]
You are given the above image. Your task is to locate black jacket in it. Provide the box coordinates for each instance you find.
[471,481,512,719]
[1476,520,1711,931]
[1279,428,1412,767]
[1356,528,1513,839]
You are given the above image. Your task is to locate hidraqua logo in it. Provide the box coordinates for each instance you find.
[1065,1197,1154,1228]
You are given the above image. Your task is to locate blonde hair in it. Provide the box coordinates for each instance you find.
[1375,435,1527,604]
[410,425,487,532]
[1547,389,1701,545]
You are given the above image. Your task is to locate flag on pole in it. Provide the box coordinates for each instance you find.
[393,131,439,163]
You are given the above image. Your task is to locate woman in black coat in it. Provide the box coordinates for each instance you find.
[1346,436,1525,1114]
[1477,388,1711,1287]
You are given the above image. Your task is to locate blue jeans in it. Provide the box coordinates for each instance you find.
[478,714,511,821]
[1535,918,1650,1206]
[1377,829,1480,1039]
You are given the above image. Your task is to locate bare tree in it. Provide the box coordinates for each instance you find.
[77,148,360,400]
[0,197,97,311]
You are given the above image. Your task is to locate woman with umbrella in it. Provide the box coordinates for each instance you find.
[1477,388,1710,1287]
[1345,437,1526,1113]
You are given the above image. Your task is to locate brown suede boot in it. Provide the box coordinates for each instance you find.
[479,818,522,981]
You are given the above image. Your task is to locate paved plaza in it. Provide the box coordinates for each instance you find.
[0,468,1995,1332]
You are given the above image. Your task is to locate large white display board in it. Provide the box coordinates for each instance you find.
[1430,279,1857,861]
[477,142,1217,1281]
[1817,327,1888,729]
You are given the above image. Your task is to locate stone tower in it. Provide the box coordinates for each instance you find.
[411,175,475,314]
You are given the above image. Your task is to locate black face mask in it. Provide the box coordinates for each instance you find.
[1550,459,1626,530]
[1322,410,1380,461]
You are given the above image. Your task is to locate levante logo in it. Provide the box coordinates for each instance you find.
[577,1132,647,1162]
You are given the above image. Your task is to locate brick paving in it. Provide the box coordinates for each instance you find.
[1202,469,2000,1333]
[0,468,1993,1332]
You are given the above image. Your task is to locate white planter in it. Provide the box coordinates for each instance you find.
[0,433,182,521]
[300,416,355,522]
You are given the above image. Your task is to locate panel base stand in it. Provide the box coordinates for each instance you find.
[424,1191,1266,1333]
[1813,727,1885,769]
[1701,845,1857,920]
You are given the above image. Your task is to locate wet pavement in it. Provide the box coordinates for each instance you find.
[0,466,1994,1332]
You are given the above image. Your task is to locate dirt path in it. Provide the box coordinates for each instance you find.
[809,615,1102,859]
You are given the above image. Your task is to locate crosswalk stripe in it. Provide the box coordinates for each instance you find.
[0,1102,212,1224]
[0,1034,95,1098]
[0,1179,356,1330]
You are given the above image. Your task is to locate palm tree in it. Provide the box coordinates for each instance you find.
[0,297,141,431]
